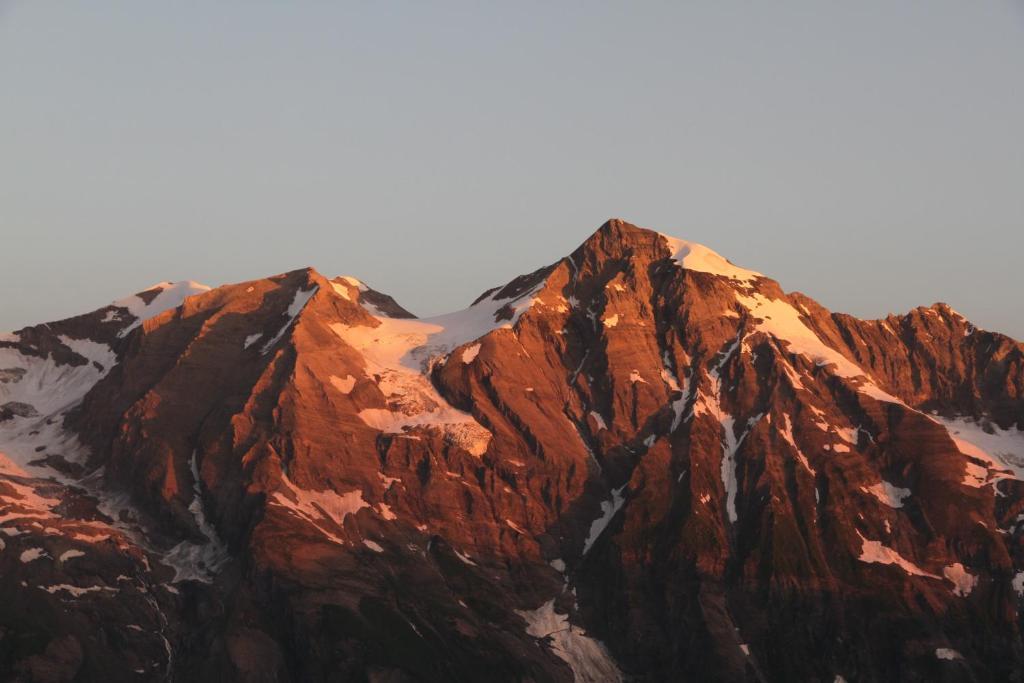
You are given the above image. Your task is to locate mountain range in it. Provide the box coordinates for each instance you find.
[2,219,1023,682]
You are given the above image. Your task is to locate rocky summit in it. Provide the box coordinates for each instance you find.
[1,219,1023,682]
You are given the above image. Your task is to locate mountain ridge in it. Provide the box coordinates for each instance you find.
[1,218,1023,681]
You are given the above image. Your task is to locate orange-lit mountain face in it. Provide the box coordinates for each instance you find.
[2,219,1023,681]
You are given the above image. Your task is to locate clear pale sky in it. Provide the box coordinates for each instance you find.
[2,2,1022,338]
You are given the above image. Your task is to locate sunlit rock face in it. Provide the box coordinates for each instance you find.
[1,218,1023,681]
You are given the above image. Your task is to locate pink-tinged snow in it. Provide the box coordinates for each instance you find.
[732,291,903,405]
[862,481,911,508]
[935,648,962,661]
[0,474,64,537]
[515,599,623,683]
[269,474,369,545]
[112,280,211,336]
[661,234,762,284]
[856,531,939,579]
[461,343,481,363]
[943,563,977,597]
[58,549,85,562]
[933,415,1024,486]
[589,411,608,431]
[329,374,356,394]
[262,285,318,353]
[582,486,626,554]
[328,311,494,456]
[362,540,384,553]
[329,280,354,300]
[331,276,396,316]
[39,583,118,598]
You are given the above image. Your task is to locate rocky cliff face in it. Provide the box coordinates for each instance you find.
[1,219,1023,682]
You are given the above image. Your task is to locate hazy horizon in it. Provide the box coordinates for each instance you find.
[2,2,1022,337]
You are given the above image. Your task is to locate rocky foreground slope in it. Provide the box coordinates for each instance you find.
[1,219,1023,682]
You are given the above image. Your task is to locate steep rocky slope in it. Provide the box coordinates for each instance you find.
[1,219,1022,682]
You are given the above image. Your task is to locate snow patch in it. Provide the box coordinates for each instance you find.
[19,547,46,563]
[112,280,211,336]
[453,549,477,566]
[269,474,369,545]
[582,486,626,554]
[329,318,493,456]
[943,563,977,597]
[734,292,901,405]
[1013,572,1024,597]
[661,234,761,284]
[40,583,117,598]
[862,481,911,509]
[779,414,813,473]
[516,599,623,683]
[329,374,356,394]
[462,343,481,364]
[262,285,318,353]
[163,452,229,583]
[856,531,939,578]
[934,415,1024,486]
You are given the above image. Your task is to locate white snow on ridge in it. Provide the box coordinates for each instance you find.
[933,415,1024,485]
[0,336,117,422]
[112,280,211,336]
[661,234,762,284]
[516,599,623,683]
